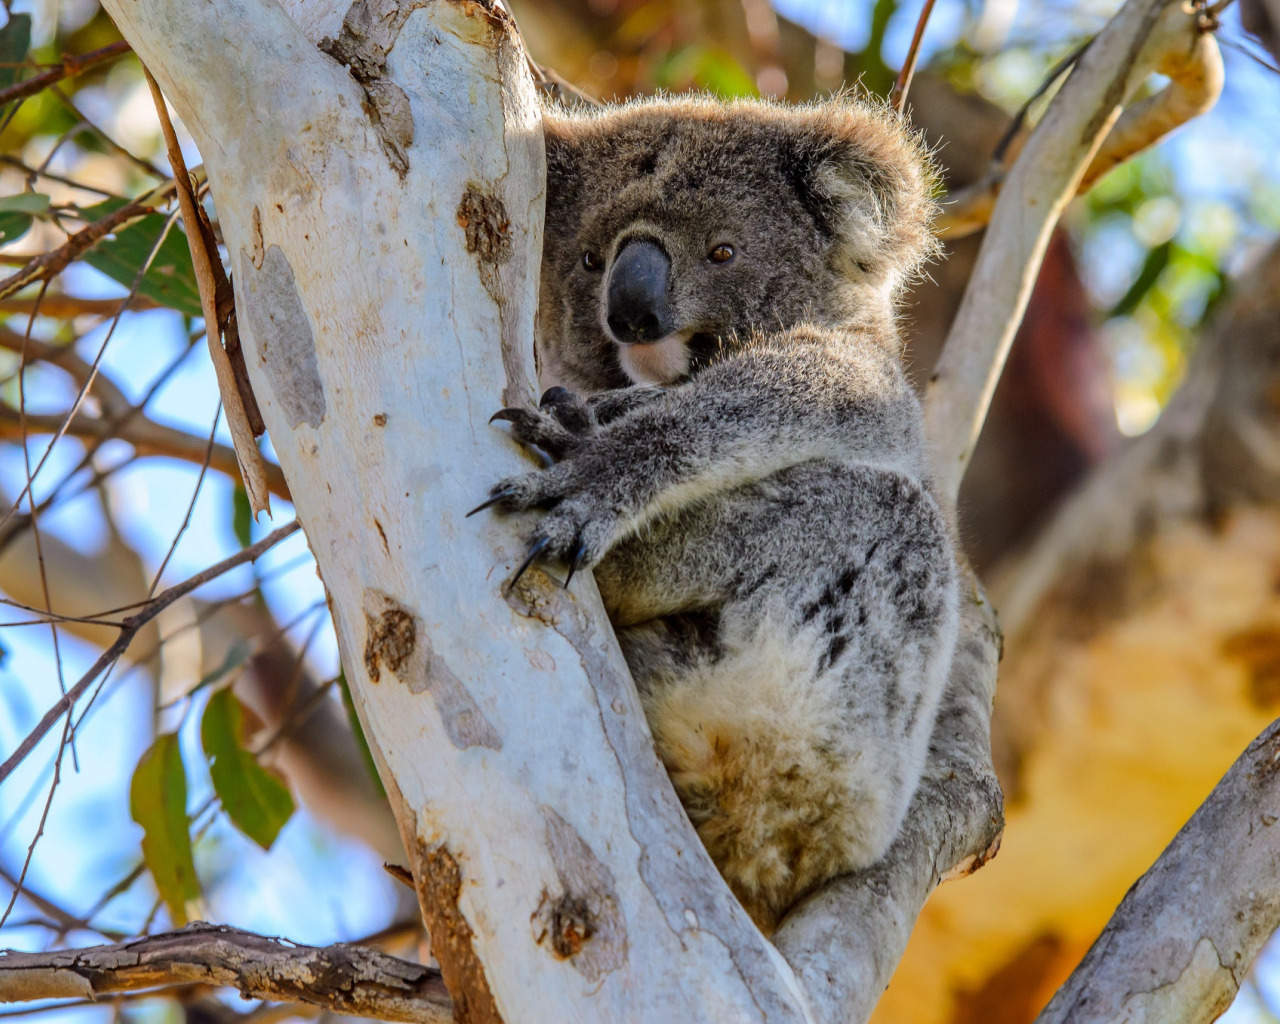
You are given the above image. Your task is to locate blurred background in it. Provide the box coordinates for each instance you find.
[1,0,1279,1021]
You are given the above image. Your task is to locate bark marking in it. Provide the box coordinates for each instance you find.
[533,807,628,981]
[412,840,504,1024]
[456,185,512,266]
[319,0,425,178]
[363,590,501,750]
[238,246,326,429]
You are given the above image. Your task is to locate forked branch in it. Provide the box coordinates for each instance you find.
[924,0,1222,504]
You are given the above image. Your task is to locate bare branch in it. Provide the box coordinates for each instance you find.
[0,41,133,109]
[890,0,938,113]
[0,403,292,500]
[0,520,301,786]
[935,6,1223,240]
[0,185,177,302]
[924,0,1222,503]
[0,923,450,1024]
[1034,717,1280,1023]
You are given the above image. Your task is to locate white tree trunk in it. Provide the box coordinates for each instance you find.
[96,0,812,1019]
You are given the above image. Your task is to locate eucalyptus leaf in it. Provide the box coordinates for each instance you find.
[129,733,199,925]
[0,16,32,93]
[202,688,294,850]
[79,198,203,317]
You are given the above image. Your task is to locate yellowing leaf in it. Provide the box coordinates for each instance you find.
[201,688,294,850]
[129,733,198,925]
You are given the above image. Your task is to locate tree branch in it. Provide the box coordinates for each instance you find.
[1032,717,1280,1023]
[0,186,176,302]
[0,923,450,1024]
[936,11,1222,239]
[0,520,300,786]
[0,404,291,500]
[0,41,134,109]
[924,0,1222,503]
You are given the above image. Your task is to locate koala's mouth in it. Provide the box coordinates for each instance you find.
[615,331,724,386]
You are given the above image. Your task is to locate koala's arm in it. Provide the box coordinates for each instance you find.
[481,333,927,567]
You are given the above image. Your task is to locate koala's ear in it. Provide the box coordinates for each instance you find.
[542,111,588,217]
[780,100,941,289]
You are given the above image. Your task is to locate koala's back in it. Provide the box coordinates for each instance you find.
[596,452,957,929]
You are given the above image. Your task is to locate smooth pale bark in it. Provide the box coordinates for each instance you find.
[925,0,1219,504]
[94,0,811,1019]
[1033,716,1280,1024]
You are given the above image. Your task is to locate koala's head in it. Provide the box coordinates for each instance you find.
[538,93,939,391]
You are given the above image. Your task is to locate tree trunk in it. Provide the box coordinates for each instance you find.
[96,0,814,1018]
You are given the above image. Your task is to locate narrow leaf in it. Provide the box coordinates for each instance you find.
[0,16,32,92]
[0,214,32,245]
[0,193,50,215]
[79,199,203,317]
[232,485,253,548]
[129,733,198,925]
[340,672,385,799]
[202,688,294,850]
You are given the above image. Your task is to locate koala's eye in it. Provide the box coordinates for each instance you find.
[582,250,604,272]
[708,245,735,265]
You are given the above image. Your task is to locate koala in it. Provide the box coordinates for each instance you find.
[470,94,958,933]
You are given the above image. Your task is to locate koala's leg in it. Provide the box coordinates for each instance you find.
[621,462,959,933]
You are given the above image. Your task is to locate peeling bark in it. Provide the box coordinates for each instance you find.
[0,923,450,1023]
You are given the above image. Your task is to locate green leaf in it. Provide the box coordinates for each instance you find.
[339,672,385,800]
[0,193,49,247]
[0,16,32,93]
[232,485,252,548]
[1109,240,1172,320]
[79,199,203,317]
[0,193,50,215]
[0,213,32,245]
[201,688,295,850]
[130,733,198,925]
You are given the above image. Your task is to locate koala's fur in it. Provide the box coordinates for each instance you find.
[476,94,958,932]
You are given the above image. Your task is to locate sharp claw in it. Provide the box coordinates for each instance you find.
[466,488,515,518]
[488,408,525,425]
[564,538,589,589]
[510,536,551,586]
[539,386,572,409]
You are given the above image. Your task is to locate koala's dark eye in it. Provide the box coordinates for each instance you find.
[582,250,604,272]
[708,245,735,265]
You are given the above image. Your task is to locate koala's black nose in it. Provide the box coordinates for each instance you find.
[606,239,674,345]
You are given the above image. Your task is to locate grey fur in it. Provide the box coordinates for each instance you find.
[476,93,958,933]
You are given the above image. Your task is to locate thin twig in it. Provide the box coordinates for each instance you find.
[0,207,184,534]
[890,0,938,113]
[0,182,176,302]
[0,40,132,108]
[0,520,301,786]
[147,401,221,596]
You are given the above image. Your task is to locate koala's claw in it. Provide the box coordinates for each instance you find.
[488,402,588,461]
[510,535,552,587]
[466,487,517,518]
[564,537,590,589]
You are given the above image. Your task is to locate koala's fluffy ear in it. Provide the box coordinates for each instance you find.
[779,98,941,291]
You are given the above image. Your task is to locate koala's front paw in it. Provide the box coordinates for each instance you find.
[489,387,596,461]
[467,463,618,587]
